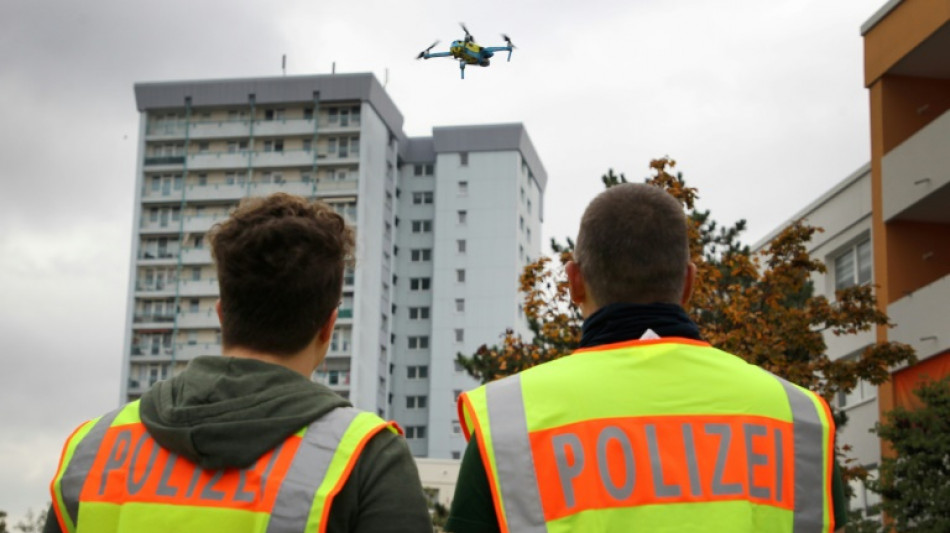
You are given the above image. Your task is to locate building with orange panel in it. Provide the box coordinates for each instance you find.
[862,0,950,421]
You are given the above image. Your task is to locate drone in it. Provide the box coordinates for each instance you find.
[416,23,515,79]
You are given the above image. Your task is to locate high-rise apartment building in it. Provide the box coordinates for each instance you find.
[123,73,545,458]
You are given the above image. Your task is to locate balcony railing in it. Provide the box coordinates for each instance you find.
[144,155,186,166]
[133,313,176,323]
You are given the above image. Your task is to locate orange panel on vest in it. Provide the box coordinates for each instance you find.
[79,423,301,511]
[529,415,795,521]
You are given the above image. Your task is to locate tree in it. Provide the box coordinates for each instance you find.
[867,376,950,532]
[458,157,915,460]
[12,507,46,533]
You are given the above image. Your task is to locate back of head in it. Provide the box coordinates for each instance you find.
[574,183,689,306]
[210,193,354,355]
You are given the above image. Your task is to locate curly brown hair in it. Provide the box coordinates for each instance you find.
[209,193,355,355]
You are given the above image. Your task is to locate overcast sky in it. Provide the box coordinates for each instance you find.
[0,0,882,520]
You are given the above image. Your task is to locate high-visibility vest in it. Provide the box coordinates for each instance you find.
[50,400,399,533]
[458,338,836,533]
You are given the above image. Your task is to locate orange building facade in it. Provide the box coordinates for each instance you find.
[862,0,950,423]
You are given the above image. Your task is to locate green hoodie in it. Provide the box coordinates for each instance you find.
[45,356,432,533]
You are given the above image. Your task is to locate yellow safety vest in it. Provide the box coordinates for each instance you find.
[458,338,836,533]
[50,400,397,533]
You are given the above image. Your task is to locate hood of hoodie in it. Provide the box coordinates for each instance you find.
[139,356,349,470]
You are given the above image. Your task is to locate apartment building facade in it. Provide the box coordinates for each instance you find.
[122,73,545,459]
[752,0,950,517]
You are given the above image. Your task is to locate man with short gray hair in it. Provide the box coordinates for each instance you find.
[448,183,846,532]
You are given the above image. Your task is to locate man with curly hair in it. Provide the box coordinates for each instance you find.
[46,194,431,533]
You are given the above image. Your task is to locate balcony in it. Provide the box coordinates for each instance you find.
[181,182,247,202]
[175,342,222,360]
[179,247,212,265]
[138,249,180,265]
[130,344,174,359]
[188,151,250,171]
[252,149,316,168]
[145,121,187,139]
[253,118,316,137]
[881,109,950,222]
[177,309,220,329]
[888,274,950,360]
[188,120,251,140]
[313,370,351,391]
[177,278,219,297]
[315,178,359,197]
[182,213,228,234]
[135,280,176,296]
[143,156,186,171]
[140,220,183,234]
[132,313,176,326]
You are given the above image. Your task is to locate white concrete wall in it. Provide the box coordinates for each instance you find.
[427,150,524,459]
[351,103,395,414]
[882,109,950,222]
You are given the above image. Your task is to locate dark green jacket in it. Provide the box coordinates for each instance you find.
[45,356,431,533]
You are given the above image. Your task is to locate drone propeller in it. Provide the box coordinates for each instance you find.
[416,40,440,59]
[460,22,474,42]
[502,34,516,49]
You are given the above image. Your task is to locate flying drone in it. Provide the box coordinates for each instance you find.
[416,23,515,79]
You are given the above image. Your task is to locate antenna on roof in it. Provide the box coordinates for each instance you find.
[282,54,287,76]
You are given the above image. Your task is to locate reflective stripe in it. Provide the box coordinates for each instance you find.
[58,407,123,531]
[485,374,547,533]
[266,407,360,533]
[772,375,827,532]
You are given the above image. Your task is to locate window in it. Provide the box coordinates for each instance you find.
[411,220,433,233]
[191,267,201,281]
[189,298,199,313]
[526,228,531,243]
[457,210,467,224]
[453,389,463,402]
[406,395,428,409]
[519,216,524,230]
[424,164,434,175]
[408,336,430,349]
[407,365,429,379]
[834,239,872,291]
[459,152,468,166]
[410,278,431,291]
[527,199,532,214]
[405,426,427,439]
[451,451,461,460]
[848,467,881,519]
[412,191,434,205]
[839,375,876,408]
[455,329,464,342]
[454,360,464,372]
[304,107,314,119]
[458,181,468,195]
[452,420,461,434]
[457,240,466,254]
[197,173,207,186]
[456,269,466,283]
[409,307,430,319]
[410,248,432,262]
[455,299,465,312]
[263,139,284,152]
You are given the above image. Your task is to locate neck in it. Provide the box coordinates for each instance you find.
[223,344,321,377]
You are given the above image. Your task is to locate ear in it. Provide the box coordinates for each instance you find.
[681,262,697,306]
[566,260,586,306]
[317,308,338,344]
[215,299,223,325]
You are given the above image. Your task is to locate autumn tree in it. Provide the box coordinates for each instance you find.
[458,157,914,422]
